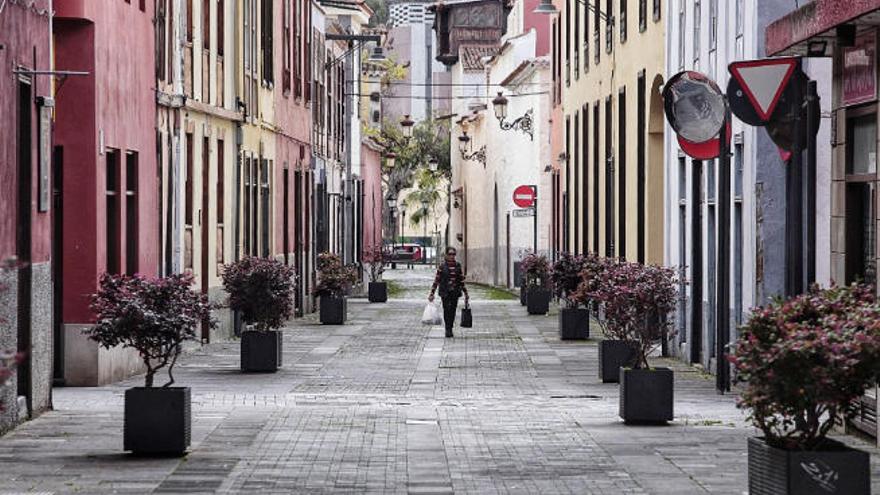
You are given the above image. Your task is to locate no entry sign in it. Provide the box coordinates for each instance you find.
[513,185,536,208]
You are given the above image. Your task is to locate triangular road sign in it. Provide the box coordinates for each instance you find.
[729,58,799,122]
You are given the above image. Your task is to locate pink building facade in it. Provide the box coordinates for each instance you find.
[0,0,54,432]
[53,0,159,385]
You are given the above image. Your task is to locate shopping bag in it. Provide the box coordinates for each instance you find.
[460,303,472,328]
[421,302,442,325]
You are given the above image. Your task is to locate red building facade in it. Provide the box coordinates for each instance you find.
[54,0,159,385]
[275,0,315,314]
[0,0,54,432]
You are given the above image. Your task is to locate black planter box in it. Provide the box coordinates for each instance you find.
[520,285,527,306]
[124,387,191,455]
[320,295,347,324]
[748,437,870,495]
[526,287,551,315]
[598,340,637,383]
[241,329,282,372]
[619,367,674,424]
[559,308,590,340]
[368,282,388,303]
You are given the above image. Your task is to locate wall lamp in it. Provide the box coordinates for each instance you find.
[457,131,487,167]
[492,92,534,141]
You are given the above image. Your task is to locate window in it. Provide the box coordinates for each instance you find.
[639,0,647,32]
[677,0,685,69]
[618,87,626,258]
[620,0,627,42]
[262,0,274,85]
[583,0,589,72]
[693,0,701,64]
[126,152,139,275]
[156,0,167,80]
[605,0,613,53]
[574,0,579,78]
[847,114,877,176]
[293,0,301,97]
[708,0,717,52]
[187,0,194,42]
[203,0,210,50]
[565,116,571,250]
[106,149,121,274]
[653,0,660,22]
[845,109,878,285]
[565,0,571,85]
[552,21,558,102]
[218,0,225,57]
[283,0,292,94]
[735,0,744,56]
[594,0,601,64]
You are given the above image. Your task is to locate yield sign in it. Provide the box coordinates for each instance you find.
[728,57,799,122]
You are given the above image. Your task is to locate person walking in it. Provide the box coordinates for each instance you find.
[428,247,469,338]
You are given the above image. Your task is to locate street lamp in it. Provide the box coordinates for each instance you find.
[492,92,534,140]
[400,114,415,139]
[428,157,438,172]
[457,131,487,167]
[383,151,397,169]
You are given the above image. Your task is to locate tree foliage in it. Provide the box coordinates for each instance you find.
[730,283,880,450]
[222,257,297,332]
[89,273,214,388]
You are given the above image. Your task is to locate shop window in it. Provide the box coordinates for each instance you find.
[846,109,878,285]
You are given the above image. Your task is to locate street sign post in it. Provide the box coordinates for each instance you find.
[513,185,538,253]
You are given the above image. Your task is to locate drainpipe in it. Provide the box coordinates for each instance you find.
[171,0,186,274]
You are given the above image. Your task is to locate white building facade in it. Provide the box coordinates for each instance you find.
[664,0,832,370]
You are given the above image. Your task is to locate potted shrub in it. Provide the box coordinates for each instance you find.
[222,256,296,373]
[315,253,357,324]
[88,273,213,455]
[574,256,632,383]
[730,284,880,495]
[552,253,589,340]
[363,245,388,303]
[521,253,551,315]
[588,261,678,424]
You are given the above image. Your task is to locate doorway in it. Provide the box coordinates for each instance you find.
[17,78,33,411]
[52,146,64,385]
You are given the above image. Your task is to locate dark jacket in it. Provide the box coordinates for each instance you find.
[433,261,466,299]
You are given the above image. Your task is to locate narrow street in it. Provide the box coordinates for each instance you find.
[0,267,877,494]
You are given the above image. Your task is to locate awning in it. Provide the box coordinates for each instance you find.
[766,0,880,56]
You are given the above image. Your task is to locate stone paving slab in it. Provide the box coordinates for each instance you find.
[0,266,878,494]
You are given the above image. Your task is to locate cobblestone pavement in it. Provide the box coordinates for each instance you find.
[1,266,878,494]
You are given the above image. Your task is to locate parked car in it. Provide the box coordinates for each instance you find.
[385,244,423,263]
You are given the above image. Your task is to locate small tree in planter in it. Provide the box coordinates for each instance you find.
[573,255,631,383]
[521,253,551,315]
[363,245,388,303]
[730,284,880,495]
[222,257,296,373]
[589,261,678,423]
[552,253,589,340]
[89,273,213,455]
[315,253,357,324]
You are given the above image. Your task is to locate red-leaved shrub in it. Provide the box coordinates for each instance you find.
[520,253,551,289]
[315,253,358,297]
[222,256,297,331]
[730,283,880,450]
[89,273,214,388]
[362,245,387,283]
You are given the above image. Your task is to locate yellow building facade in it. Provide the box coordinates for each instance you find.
[558,0,665,263]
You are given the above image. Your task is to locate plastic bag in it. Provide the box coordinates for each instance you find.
[421,302,443,325]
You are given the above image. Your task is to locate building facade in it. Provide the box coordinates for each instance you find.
[0,0,53,432]
[53,0,160,386]
[664,0,831,372]
[767,0,880,439]
[558,0,666,265]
